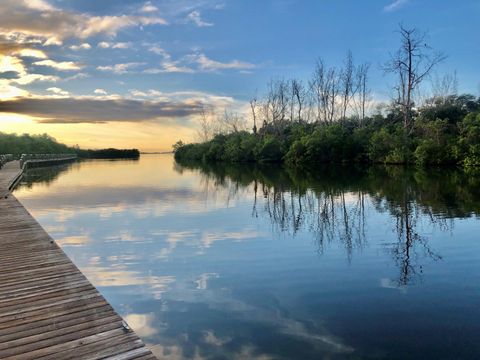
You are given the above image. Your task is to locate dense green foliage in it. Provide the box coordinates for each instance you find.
[75,148,140,159]
[0,132,140,159]
[174,94,480,167]
[0,132,73,155]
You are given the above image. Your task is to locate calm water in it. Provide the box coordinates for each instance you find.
[14,155,480,359]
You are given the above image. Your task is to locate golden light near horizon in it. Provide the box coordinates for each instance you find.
[0,113,197,152]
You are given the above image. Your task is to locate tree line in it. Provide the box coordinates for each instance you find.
[0,132,140,159]
[174,25,480,167]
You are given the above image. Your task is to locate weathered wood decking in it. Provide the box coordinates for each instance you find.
[0,161,157,359]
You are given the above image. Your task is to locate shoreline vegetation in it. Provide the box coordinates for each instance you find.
[0,132,140,159]
[174,26,480,168]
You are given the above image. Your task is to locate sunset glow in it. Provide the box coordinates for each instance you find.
[0,1,478,150]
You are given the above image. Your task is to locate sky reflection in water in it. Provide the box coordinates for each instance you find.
[14,155,480,360]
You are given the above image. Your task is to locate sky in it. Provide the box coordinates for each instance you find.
[0,0,479,151]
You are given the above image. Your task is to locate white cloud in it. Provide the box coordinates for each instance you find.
[94,88,107,95]
[97,42,132,49]
[384,0,408,12]
[144,65,194,74]
[63,72,89,81]
[34,59,83,70]
[148,45,168,56]
[187,10,213,27]
[0,55,26,74]
[0,80,29,100]
[77,15,167,39]
[97,41,111,49]
[192,53,255,71]
[146,46,255,74]
[112,42,132,49]
[128,89,237,110]
[0,1,168,45]
[12,73,59,85]
[97,62,144,74]
[140,1,158,13]
[70,43,91,51]
[47,86,69,96]
[0,54,59,84]
[23,0,57,12]
[16,48,47,58]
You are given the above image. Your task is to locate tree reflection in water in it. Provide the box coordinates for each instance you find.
[175,161,480,285]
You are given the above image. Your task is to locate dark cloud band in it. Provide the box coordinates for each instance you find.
[0,97,204,124]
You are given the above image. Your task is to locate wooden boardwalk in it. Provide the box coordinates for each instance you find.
[0,161,157,360]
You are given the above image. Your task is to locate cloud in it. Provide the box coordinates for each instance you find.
[97,41,111,49]
[24,0,57,12]
[140,2,159,13]
[71,15,167,39]
[96,41,131,49]
[191,53,256,71]
[0,54,59,84]
[144,62,195,74]
[0,96,205,123]
[97,62,144,74]
[0,1,167,45]
[112,42,132,49]
[146,46,255,74]
[187,10,213,27]
[128,89,238,109]
[63,72,89,81]
[12,73,59,85]
[384,0,409,12]
[16,48,47,58]
[145,45,195,73]
[33,59,82,70]
[148,45,168,56]
[47,86,69,96]
[0,40,50,57]
[69,43,91,51]
[0,80,29,100]
[0,55,25,74]
[0,88,241,124]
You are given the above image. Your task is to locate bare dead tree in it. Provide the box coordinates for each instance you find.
[263,79,290,134]
[340,51,356,119]
[250,95,258,135]
[310,59,328,123]
[290,78,306,122]
[326,67,340,123]
[196,104,215,142]
[353,62,371,123]
[431,71,458,101]
[289,79,295,122]
[220,109,248,134]
[383,25,445,133]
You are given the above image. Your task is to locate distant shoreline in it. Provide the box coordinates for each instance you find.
[141,151,173,155]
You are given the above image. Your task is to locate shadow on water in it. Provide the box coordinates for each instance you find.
[16,162,78,189]
[175,160,480,286]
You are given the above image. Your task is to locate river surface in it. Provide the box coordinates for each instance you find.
[14,154,480,359]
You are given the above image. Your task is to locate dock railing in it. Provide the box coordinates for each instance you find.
[0,154,14,169]
[19,153,78,169]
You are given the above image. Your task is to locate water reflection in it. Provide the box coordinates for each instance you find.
[175,162,480,286]
[13,156,480,360]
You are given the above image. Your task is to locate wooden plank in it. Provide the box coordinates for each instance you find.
[0,160,157,359]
